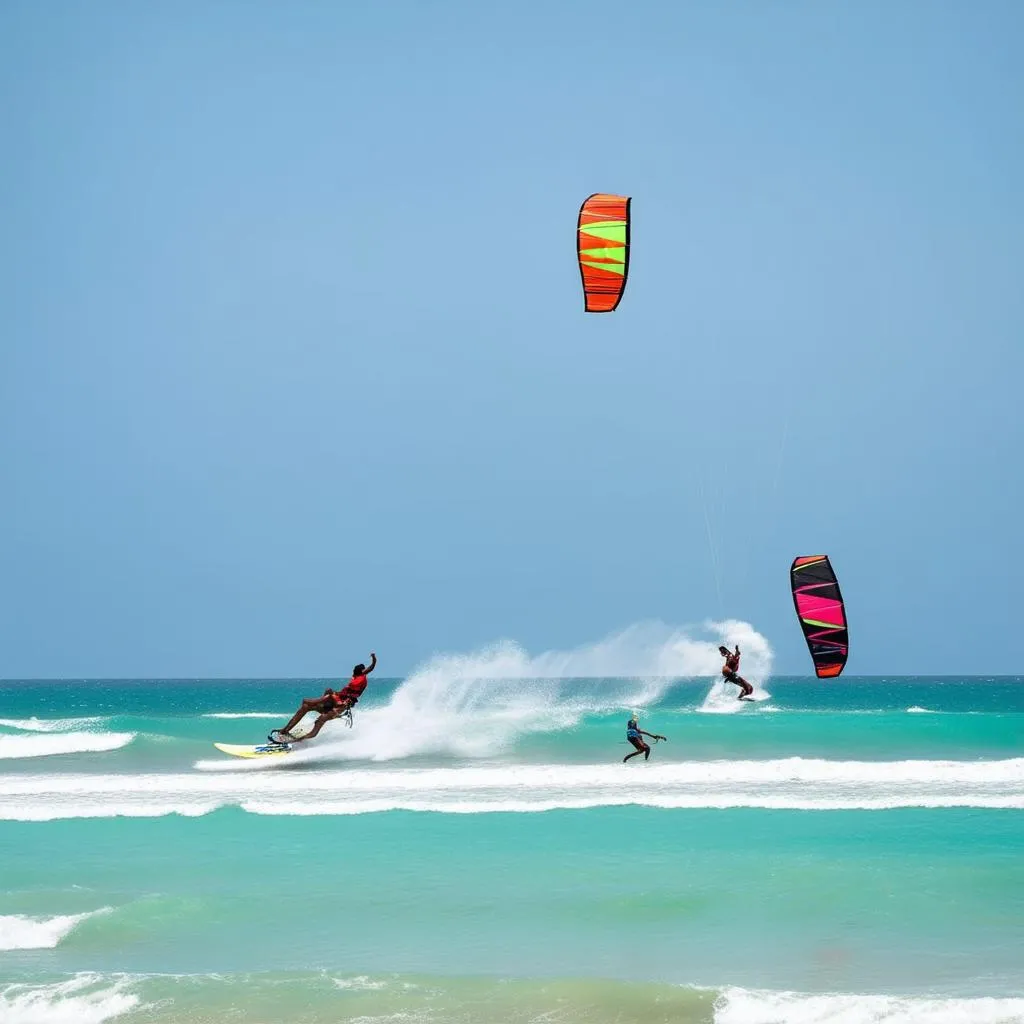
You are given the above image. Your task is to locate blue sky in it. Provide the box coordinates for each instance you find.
[2,1,1021,678]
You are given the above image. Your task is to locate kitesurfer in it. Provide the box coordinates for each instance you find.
[271,652,377,743]
[623,715,666,762]
[719,645,754,700]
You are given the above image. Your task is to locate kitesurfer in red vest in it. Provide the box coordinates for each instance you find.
[272,652,376,743]
[719,645,754,701]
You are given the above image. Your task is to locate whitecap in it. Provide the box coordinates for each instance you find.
[713,985,1024,1024]
[0,974,140,1024]
[0,732,135,760]
[0,909,111,951]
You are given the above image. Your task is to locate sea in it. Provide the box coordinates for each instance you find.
[2,631,1023,1024]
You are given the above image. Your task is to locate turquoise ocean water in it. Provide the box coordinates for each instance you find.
[2,669,1023,1023]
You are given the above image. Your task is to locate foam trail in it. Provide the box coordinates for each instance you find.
[0,909,111,951]
[0,732,135,760]
[255,620,773,766]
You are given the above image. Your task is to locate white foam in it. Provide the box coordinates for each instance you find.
[697,623,773,713]
[713,985,1024,1023]
[0,732,135,760]
[276,619,774,764]
[0,975,140,1024]
[331,975,388,990]
[0,909,111,951]
[3,758,1024,819]
[0,718,107,733]
[203,712,284,719]
[907,706,936,714]
[700,683,773,714]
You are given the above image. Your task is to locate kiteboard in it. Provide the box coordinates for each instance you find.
[213,708,354,757]
[213,724,319,758]
[213,741,295,758]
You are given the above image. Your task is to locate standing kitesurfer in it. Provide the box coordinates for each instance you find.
[271,652,377,743]
[719,645,754,700]
[623,715,666,762]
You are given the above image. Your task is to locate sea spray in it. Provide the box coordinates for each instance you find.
[272,619,774,763]
[696,620,773,713]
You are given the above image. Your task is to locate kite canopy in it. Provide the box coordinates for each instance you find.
[790,556,849,678]
[577,193,630,312]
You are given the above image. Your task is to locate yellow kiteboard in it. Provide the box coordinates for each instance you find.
[214,722,327,758]
[213,741,295,759]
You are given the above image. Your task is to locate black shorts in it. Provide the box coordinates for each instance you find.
[326,696,356,715]
[724,671,740,684]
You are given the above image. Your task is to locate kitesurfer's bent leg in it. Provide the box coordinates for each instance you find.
[725,672,755,700]
[280,697,329,737]
[294,699,354,741]
[295,711,336,740]
[623,737,650,763]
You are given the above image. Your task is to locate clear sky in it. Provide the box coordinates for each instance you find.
[2,1,1021,678]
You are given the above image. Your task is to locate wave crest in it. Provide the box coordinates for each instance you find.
[0,732,135,760]
[0,909,111,951]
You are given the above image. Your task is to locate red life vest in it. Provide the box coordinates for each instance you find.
[333,673,368,705]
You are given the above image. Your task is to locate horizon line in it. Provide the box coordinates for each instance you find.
[2,675,1022,683]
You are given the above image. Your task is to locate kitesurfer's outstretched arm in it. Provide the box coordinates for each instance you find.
[301,653,378,733]
[325,652,376,713]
